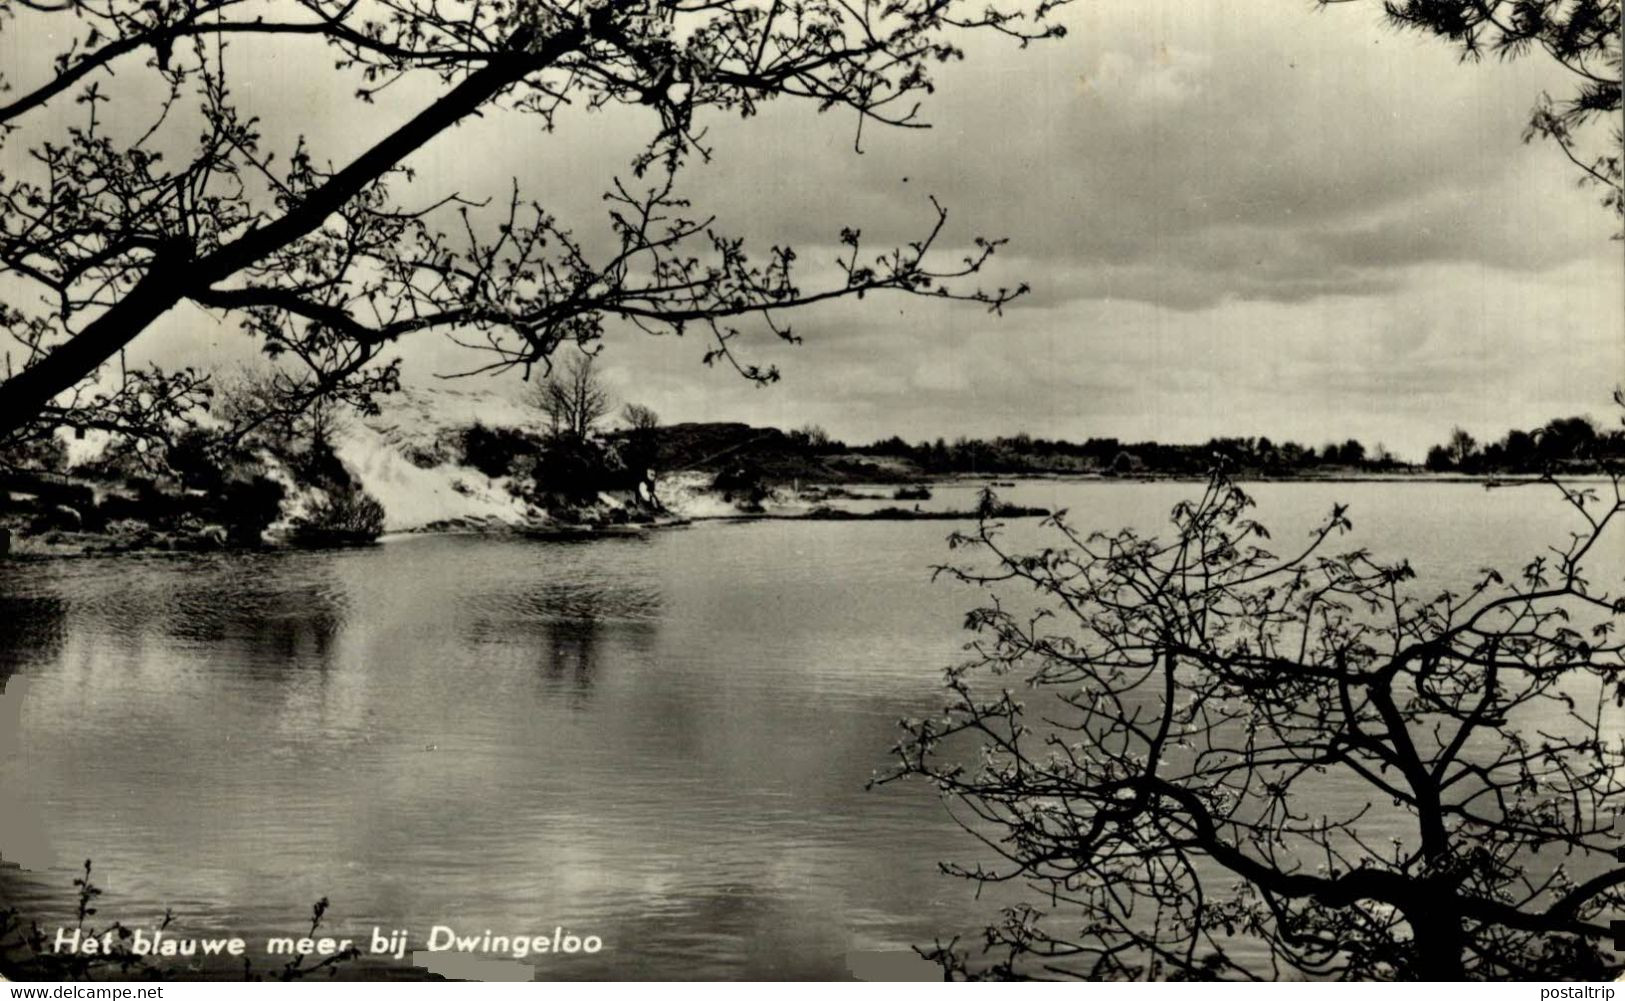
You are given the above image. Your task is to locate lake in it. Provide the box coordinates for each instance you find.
[0,479,1617,979]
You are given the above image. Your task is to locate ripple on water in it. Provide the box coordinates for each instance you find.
[0,481,1618,978]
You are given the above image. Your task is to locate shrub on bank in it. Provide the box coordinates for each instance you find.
[220,475,288,545]
[529,435,642,503]
[713,461,770,510]
[460,421,539,478]
[289,489,386,547]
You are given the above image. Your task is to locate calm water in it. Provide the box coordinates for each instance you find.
[0,480,1616,979]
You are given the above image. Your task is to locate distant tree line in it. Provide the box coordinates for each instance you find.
[1423,415,1624,474]
[855,433,1401,476]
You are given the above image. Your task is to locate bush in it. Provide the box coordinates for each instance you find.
[287,440,353,492]
[713,461,770,508]
[530,436,628,501]
[459,421,537,478]
[893,484,931,501]
[401,437,454,469]
[289,489,385,547]
[218,475,286,545]
[1109,450,1144,475]
[618,436,660,480]
[165,427,229,490]
[96,478,190,530]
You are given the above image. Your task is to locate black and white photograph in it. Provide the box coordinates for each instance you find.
[0,0,1621,984]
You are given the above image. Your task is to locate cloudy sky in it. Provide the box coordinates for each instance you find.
[42,0,1622,459]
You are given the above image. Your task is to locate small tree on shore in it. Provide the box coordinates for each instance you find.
[882,468,1624,980]
[1447,426,1479,468]
[622,403,660,435]
[619,401,662,477]
[531,354,613,441]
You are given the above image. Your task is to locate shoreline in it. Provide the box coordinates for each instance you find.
[0,471,1599,561]
[922,470,1574,486]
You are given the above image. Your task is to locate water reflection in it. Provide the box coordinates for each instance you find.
[457,571,663,706]
[1,482,1611,980]
[0,593,65,685]
[541,618,599,702]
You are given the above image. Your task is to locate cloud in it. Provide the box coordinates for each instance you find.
[1080,46,1215,108]
[667,2,1615,313]
[6,0,1617,457]
[571,254,1622,460]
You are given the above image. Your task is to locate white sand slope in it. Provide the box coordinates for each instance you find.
[336,421,538,533]
[336,386,546,532]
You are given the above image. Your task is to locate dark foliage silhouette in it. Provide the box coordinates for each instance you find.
[0,0,1063,451]
[883,465,1624,979]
